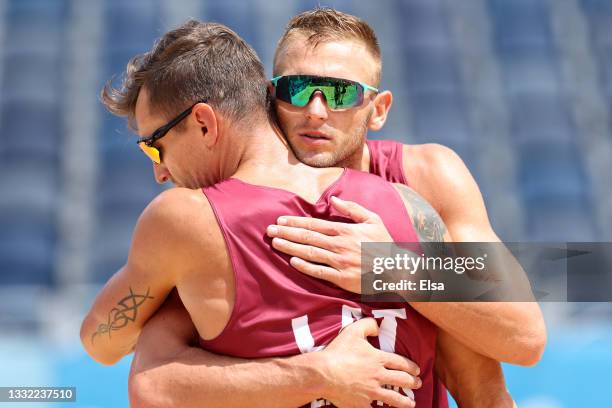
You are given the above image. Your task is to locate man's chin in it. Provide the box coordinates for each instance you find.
[297,152,338,168]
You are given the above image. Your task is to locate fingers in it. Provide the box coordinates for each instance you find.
[374,388,416,408]
[343,317,380,338]
[271,237,336,266]
[289,257,344,287]
[330,196,380,224]
[380,352,421,377]
[380,370,422,391]
[267,224,336,251]
[276,215,345,236]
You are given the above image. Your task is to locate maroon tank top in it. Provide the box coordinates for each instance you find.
[200,169,447,407]
[367,139,408,185]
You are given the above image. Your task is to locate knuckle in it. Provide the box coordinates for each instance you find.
[371,388,388,401]
[306,218,315,230]
[408,361,420,376]
[338,224,352,235]
[334,255,348,269]
[330,223,344,235]
[402,374,417,389]
[327,240,340,253]
[372,366,386,383]
[306,245,315,260]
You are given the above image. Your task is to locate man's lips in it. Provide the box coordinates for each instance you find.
[297,131,332,141]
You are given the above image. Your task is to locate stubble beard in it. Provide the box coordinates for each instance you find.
[286,117,369,169]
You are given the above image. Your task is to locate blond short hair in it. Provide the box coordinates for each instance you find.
[273,8,382,85]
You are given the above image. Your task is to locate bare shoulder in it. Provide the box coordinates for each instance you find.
[142,188,214,226]
[403,143,475,192]
[139,188,216,238]
[402,144,496,239]
[404,144,481,208]
[131,188,223,267]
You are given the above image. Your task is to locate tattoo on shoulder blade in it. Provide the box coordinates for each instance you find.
[393,184,448,244]
[91,287,154,344]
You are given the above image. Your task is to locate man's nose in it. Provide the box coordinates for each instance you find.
[153,162,171,184]
[304,91,329,122]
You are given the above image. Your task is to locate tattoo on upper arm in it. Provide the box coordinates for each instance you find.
[91,287,154,344]
[393,184,448,244]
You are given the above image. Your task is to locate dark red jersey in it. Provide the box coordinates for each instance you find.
[200,168,447,407]
[367,139,408,185]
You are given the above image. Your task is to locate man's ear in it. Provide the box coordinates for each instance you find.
[368,90,393,131]
[192,102,218,148]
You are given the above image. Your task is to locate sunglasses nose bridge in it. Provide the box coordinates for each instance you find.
[304,90,330,119]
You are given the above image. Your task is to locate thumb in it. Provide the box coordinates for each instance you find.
[345,317,379,338]
[330,196,379,224]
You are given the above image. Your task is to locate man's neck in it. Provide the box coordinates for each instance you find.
[230,120,306,180]
[336,142,371,172]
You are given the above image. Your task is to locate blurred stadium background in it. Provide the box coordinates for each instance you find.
[0,0,611,406]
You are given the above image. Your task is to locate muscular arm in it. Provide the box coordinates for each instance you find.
[436,330,514,408]
[130,292,419,408]
[129,292,325,408]
[400,144,546,365]
[390,181,517,406]
[80,188,210,365]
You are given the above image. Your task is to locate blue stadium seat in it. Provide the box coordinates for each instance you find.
[488,0,553,50]
[205,0,259,48]
[0,157,58,216]
[396,0,449,47]
[579,0,612,113]
[1,54,61,104]
[410,90,470,142]
[4,0,66,56]
[509,93,574,143]
[517,141,588,201]
[580,0,612,15]
[91,214,136,282]
[0,100,62,161]
[0,212,56,285]
[104,0,159,51]
[403,45,460,93]
[525,195,595,241]
[498,48,561,95]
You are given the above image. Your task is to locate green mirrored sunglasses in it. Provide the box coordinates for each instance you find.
[271,75,378,110]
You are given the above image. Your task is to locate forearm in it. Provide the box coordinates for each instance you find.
[80,305,142,365]
[80,272,146,365]
[130,347,328,408]
[411,301,545,365]
[436,330,513,408]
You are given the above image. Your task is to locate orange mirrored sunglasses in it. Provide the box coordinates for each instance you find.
[136,100,207,164]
